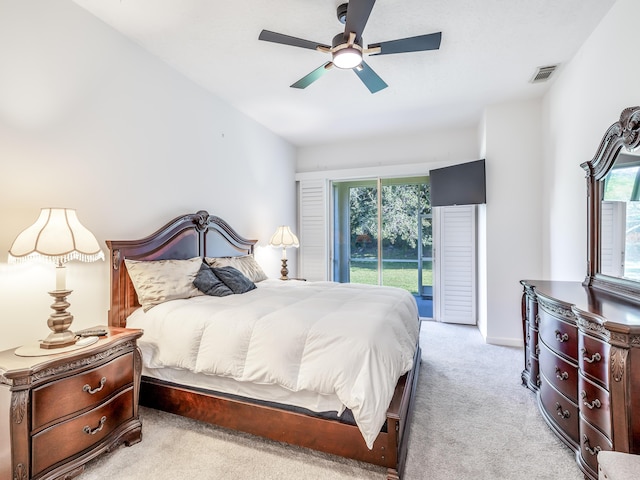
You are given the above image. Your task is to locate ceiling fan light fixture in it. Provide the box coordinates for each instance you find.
[333,47,362,69]
[258,2,442,92]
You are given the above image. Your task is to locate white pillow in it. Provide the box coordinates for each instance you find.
[205,255,268,283]
[125,257,204,311]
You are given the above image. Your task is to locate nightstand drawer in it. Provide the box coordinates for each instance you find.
[32,352,134,430]
[31,386,134,477]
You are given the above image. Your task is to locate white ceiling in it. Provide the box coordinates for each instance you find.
[72,0,616,147]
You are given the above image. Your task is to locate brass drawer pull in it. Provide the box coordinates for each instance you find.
[580,391,602,410]
[582,434,601,456]
[83,416,107,435]
[555,330,569,343]
[555,402,570,419]
[83,377,107,395]
[580,348,602,364]
[555,367,569,381]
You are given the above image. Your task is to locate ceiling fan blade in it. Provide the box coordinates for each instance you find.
[344,0,376,40]
[353,61,387,94]
[259,30,330,51]
[291,62,334,89]
[368,32,442,55]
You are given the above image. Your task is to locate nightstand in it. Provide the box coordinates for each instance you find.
[0,327,143,480]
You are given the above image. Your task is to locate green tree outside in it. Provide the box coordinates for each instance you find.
[347,179,432,292]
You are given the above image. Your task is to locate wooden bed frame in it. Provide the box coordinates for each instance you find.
[106,210,421,479]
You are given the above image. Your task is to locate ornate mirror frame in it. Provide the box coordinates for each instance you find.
[582,106,640,300]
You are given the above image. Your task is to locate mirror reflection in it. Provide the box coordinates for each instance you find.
[601,148,640,280]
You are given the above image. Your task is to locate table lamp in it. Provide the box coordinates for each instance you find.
[8,208,105,349]
[269,225,299,280]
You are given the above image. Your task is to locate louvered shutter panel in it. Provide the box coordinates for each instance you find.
[434,205,477,324]
[297,179,328,281]
[600,201,625,277]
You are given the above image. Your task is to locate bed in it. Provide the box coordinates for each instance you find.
[106,210,422,479]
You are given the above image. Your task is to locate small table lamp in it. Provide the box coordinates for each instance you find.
[269,225,299,280]
[8,208,105,349]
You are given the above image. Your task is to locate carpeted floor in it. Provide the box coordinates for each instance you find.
[81,321,583,479]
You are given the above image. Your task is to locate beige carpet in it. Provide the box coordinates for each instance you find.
[81,321,583,479]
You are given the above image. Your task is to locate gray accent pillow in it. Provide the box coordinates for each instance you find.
[212,266,256,294]
[205,255,268,282]
[193,263,234,297]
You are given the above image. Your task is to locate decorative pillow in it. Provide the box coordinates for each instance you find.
[193,263,234,297]
[212,266,256,294]
[205,255,268,283]
[124,257,204,311]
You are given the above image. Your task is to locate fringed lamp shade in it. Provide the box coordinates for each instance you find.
[8,208,104,349]
[269,226,299,280]
[8,208,104,266]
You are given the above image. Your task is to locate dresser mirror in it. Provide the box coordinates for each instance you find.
[601,149,640,280]
[582,106,640,299]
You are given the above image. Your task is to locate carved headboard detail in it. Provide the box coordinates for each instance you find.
[106,210,256,327]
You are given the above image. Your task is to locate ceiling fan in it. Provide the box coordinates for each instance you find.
[258,0,442,94]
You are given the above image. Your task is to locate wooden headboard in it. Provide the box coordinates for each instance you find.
[106,210,257,327]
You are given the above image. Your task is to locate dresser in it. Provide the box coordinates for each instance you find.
[521,280,640,479]
[0,327,143,480]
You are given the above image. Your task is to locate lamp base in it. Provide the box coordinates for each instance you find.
[41,289,77,349]
[280,258,289,281]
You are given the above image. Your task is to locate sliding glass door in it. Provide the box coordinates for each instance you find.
[332,177,432,315]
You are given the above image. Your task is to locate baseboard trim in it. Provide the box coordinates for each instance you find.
[422,320,523,348]
[485,336,523,348]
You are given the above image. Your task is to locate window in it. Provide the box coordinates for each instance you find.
[603,161,640,280]
[332,177,432,316]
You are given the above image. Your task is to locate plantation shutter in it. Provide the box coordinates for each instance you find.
[297,179,329,281]
[600,200,625,277]
[433,204,477,325]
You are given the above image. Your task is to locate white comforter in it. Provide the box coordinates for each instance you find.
[127,279,420,448]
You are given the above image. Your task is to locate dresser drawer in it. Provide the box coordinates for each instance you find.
[539,342,578,403]
[578,373,611,439]
[539,377,579,444]
[527,353,540,389]
[32,352,134,430]
[526,295,537,327]
[31,386,134,477]
[529,323,539,358]
[578,334,609,389]
[538,309,577,361]
[580,416,613,474]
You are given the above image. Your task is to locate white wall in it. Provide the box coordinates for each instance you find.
[541,0,640,280]
[297,126,480,173]
[480,99,543,345]
[475,0,640,344]
[0,0,296,351]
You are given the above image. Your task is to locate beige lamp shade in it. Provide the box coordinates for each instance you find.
[269,226,299,280]
[8,208,104,265]
[8,208,104,349]
[269,225,300,249]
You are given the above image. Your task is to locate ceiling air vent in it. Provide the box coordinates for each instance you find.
[530,65,558,83]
